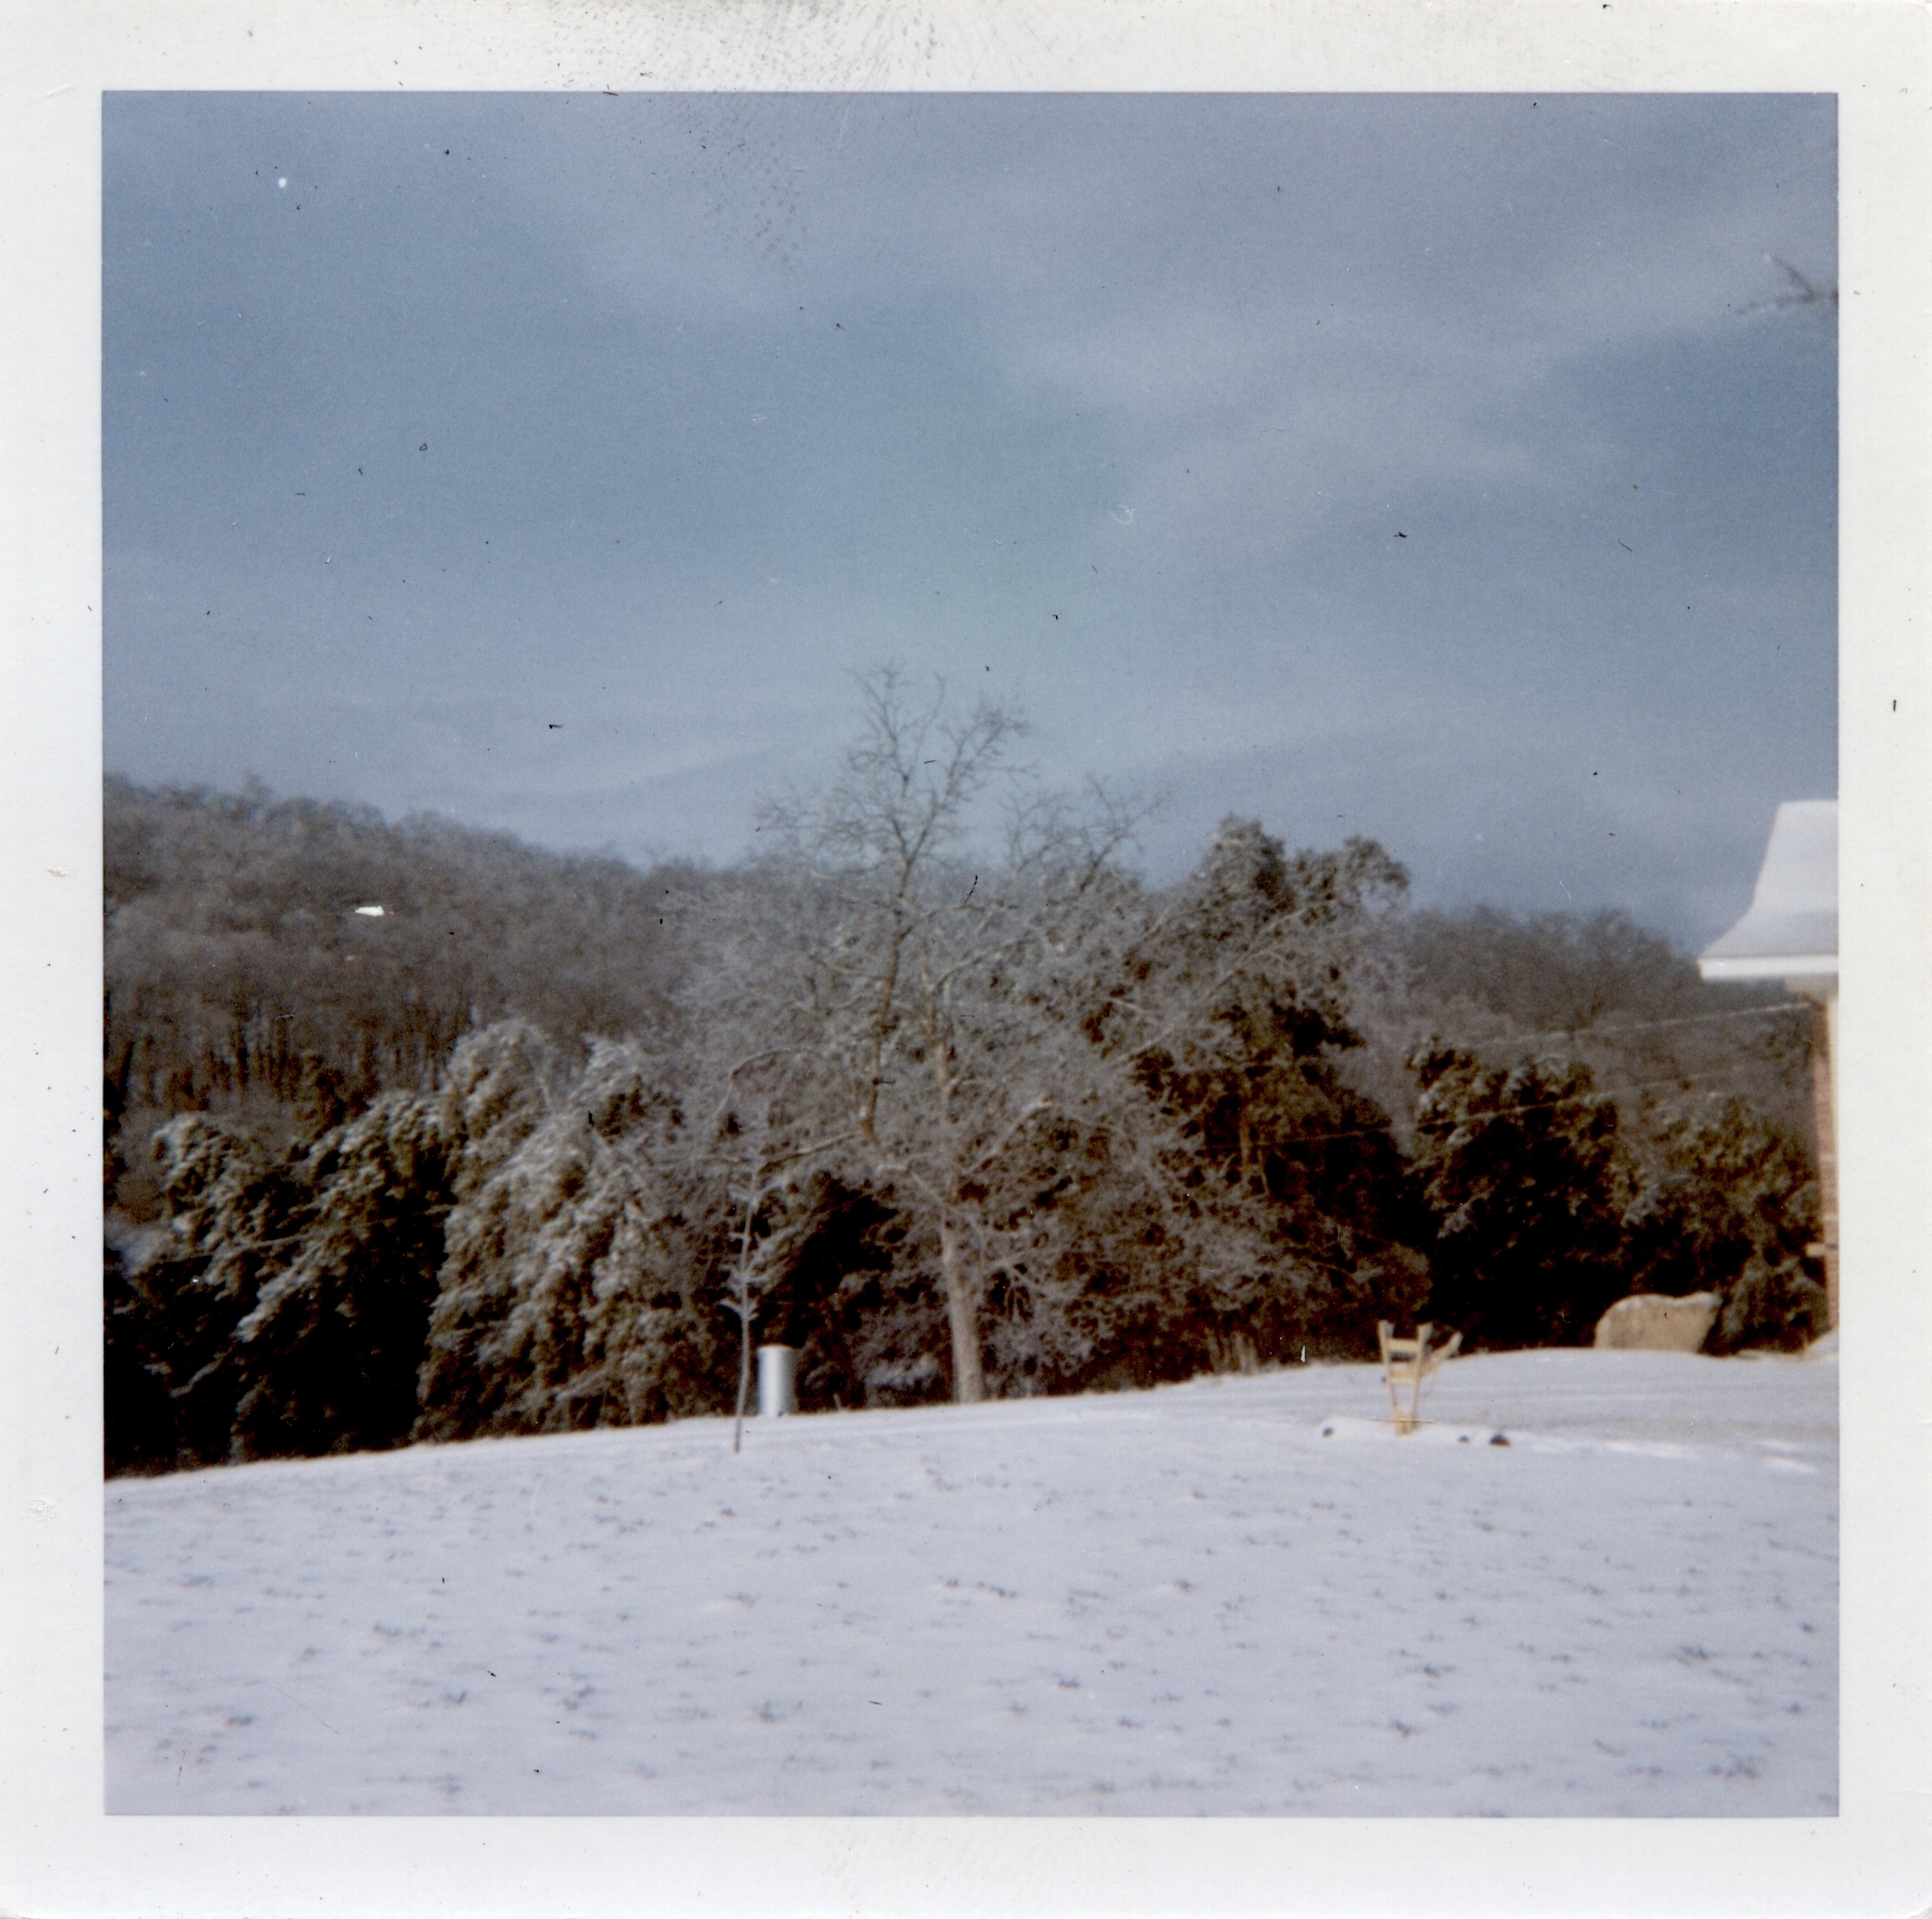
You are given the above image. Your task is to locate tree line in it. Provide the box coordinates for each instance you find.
[105,673,1827,1476]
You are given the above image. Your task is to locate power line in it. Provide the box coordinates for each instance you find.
[1256,1070,1777,1153]
[1479,999,1811,1049]
[1164,1003,1810,1155]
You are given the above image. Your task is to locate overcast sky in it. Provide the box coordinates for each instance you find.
[103,92,1834,944]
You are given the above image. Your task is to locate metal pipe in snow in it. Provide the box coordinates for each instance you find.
[757,1345,798,1418]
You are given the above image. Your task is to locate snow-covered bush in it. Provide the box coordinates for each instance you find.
[1620,1096,1822,1352]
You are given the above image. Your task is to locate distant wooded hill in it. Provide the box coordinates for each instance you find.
[105,775,700,1210]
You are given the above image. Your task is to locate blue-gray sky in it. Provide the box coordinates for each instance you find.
[104,92,1835,944]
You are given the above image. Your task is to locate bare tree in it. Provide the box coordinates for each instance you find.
[759,668,1143,1403]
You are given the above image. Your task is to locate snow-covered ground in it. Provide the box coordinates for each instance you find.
[105,1347,1836,1816]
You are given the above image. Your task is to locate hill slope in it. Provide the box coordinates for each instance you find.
[106,1348,1837,1816]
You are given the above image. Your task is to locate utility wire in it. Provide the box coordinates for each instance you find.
[1250,1070,1783,1154]
[1163,1002,1810,1155]
[1466,999,1811,1049]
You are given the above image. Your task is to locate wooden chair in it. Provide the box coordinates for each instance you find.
[1377,1321,1462,1433]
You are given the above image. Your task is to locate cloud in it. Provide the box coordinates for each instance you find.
[104,92,1835,942]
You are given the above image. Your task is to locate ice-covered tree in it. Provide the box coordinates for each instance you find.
[1408,1043,1630,1347]
[412,1028,743,1441]
[1619,1094,1823,1350]
[228,1089,453,1458]
[1073,818,1429,1367]
[757,668,1143,1402]
[105,1241,185,1476]
[125,1113,301,1464]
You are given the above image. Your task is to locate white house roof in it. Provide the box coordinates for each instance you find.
[1697,800,1837,982]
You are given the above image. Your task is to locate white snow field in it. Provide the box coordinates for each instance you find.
[105,1347,1836,1817]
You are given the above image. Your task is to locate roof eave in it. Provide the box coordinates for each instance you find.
[1696,953,1838,984]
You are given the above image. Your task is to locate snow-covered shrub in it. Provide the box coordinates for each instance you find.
[1713,1254,1827,1354]
[1620,1096,1821,1352]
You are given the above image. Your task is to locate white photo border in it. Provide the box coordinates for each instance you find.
[4,2,1927,1913]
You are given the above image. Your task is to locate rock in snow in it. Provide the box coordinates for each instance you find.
[1594,1292,1724,1351]
[105,1347,1836,1817]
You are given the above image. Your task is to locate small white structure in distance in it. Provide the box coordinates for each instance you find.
[1697,800,1838,1328]
[352,904,387,917]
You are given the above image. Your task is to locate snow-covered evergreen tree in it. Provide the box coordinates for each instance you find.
[1409,1043,1629,1348]
[128,1113,301,1464]
[414,1034,726,1440]
[228,1090,452,1458]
